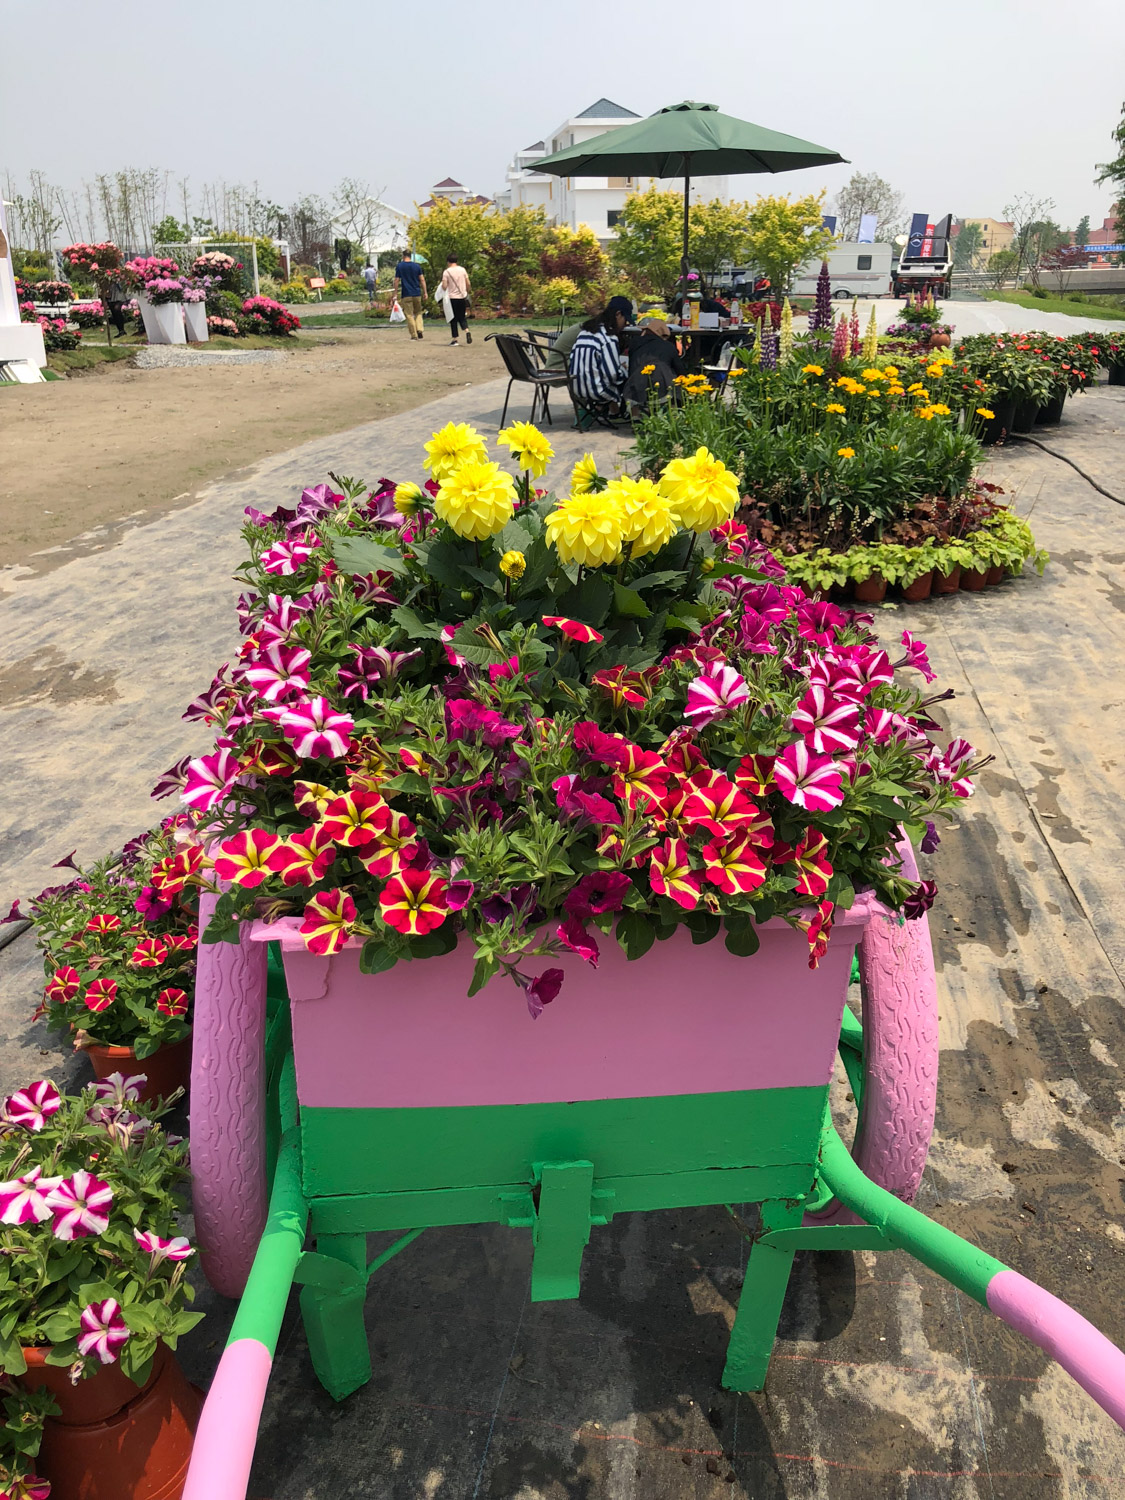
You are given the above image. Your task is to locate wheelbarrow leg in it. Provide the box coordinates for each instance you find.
[300,1232,372,1401]
[722,1197,804,1392]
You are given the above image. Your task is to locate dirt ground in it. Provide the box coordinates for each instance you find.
[0,328,502,575]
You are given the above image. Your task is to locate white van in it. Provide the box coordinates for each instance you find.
[791,242,893,299]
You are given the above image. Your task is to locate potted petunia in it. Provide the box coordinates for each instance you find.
[0,1075,202,1498]
[160,422,983,1138]
[26,823,198,1103]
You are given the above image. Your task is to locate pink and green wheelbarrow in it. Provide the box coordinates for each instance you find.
[181,839,1125,1498]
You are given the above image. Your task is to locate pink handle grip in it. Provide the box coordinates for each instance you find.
[182,1339,273,1500]
[987,1269,1125,1428]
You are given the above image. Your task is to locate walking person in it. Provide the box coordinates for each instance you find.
[362,261,377,304]
[441,253,471,345]
[394,250,428,340]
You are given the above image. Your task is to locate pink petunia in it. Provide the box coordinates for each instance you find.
[790,686,862,755]
[134,1228,194,1262]
[556,918,599,967]
[45,1169,114,1240]
[260,539,313,576]
[896,631,936,683]
[0,1167,58,1226]
[684,664,751,727]
[3,1080,61,1131]
[241,643,312,703]
[93,1072,145,1106]
[78,1298,130,1365]
[129,937,168,967]
[213,828,284,887]
[773,742,846,813]
[181,745,239,813]
[84,978,118,1013]
[274,697,354,759]
[542,615,604,644]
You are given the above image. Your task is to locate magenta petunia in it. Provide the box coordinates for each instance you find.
[260,539,313,576]
[556,918,600,967]
[84,978,118,1013]
[773,742,846,813]
[134,1228,194,1262]
[790,686,862,755]
[241,643,312,703]
[564,871,632,920]
[45,1169,114,1240]
[181,745,239,813]
[0,1167,58,1226]
[274,697,355,759]
[78,1298,130,1365]
[542,615,604,644]
[3,1080,62,1131]
[684,664,751,728]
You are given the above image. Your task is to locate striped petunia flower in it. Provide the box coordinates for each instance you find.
[84,978,118,1013]
[265,825,337,887]
[77,1298,130,1365]
[773,742,846,813]
[2,1080,61,1131]
[684,665,751,728]
[299,889,358,955]
[134,1228,194,1263]
[379,868,449,936]
[45,966,81,1004]
[0,1167,58,1225]
[156,987,189,1018]
[274,697,354,759]
[45,1169,114,1240]
[648,838,701,911]
[213,828,284,888]
[181,745,239,813]
[129,937,168,967]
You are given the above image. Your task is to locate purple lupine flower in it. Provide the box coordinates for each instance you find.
[812,260,832,332]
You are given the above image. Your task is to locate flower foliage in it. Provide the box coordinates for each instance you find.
[170,438,976,1014]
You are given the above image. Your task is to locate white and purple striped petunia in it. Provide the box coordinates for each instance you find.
[240,643,312,703]
[181,745,239,813]
[260,539,313,576]
[276,696,354,759]
[45,1169,114,1240]
[77,1298,130,1365]
[773,741,846,812]
[2,1079,61,1131]
[790,687,861,754]
[93,1072,146,1106]
[134,1228,194,1263]
[0,1167,60,1226]
[684,665,751,728]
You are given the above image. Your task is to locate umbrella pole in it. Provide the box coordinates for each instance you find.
[680,155,692,313]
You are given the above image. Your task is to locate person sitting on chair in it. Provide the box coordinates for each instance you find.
[567,301,630,416]
[547,295,632,372]
[623,315,684,413]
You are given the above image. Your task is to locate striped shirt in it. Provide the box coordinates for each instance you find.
[567,326,625,406]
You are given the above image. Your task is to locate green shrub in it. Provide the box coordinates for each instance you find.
[278,280,311,304]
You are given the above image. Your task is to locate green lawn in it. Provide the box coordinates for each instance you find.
[984,289,1125,321]
[298,312,551,331]
[46,345,135,375]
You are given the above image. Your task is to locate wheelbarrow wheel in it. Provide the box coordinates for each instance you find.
[812,834,939,1221]
[191,893,270,1297]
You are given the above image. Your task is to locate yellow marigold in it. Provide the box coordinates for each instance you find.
[394,482,424,517]
[641,363,656,375]
[606,475,678,559]
[860,368,884,381]
[570,453,603,494]
[907,382,927,394]
[658,446,740,533]
[497,421,554,478]
[976,407,996,420]
[434,460,516,540]
[545,493,625,567]
[914,407,936,420]
[802,364,824,376]
[884,364,900,377]
[499,549,526,579]
[926,364,946,378]
[423,421,488,480]
[887,385,906,396]
[929,402,951,416]
[837,446,856,458]
[825,402,847,414]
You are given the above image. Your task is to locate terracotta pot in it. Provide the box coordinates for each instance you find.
[1011,398,1040,433]
[902,570,934,602]
[21,1345,157,1426]
[31,1344,201,1500]
[1035,389,1066,425]
[928,332,950,349]
[853,573,886,604]
[83,1034,192,1104]
[934,566,961,595]
[986,565,1004,585]
[959,566,988,591]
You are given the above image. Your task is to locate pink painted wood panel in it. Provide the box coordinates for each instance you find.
[253,898,876,1110]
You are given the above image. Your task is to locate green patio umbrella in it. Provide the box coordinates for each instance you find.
[535,101,847,297]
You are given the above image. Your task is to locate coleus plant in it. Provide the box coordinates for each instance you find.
[154,423,985,1016]
[0,1075,201,1387]
[20,824,198,1059]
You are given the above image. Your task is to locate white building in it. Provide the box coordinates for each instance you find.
[330,199,410,259]
[499,99,729,241]
[416,178,494,211]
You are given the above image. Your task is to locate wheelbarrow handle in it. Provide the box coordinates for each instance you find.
[820,1127,1125,1429]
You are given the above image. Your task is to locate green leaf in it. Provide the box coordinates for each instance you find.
[459,565,504,594]
[612,583,652,620]
[558,570,613,627]
[615,910,656,960]
[468,953,498,997]
[390,605,443,641]
[686,912,721,945]
[133,1034,160,1059]
[628,569,687,592]
[450,623,506,665]
[407,927,458,960]
[723,914,761,957]
[359,939,399,976]
[498,518,534,554]
[331,534,411,579]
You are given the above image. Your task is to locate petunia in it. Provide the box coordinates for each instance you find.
[266,824,338,887]
[337,645,422,699]
[590,665,656,710]
[293,780,337,818]
[803,899,835,969]
[85,914,121,934]
[896,631,936,684]
[921,820,941,854]
[275,697,355,759]
[903,879,937,920]
[156,987,189,1018]
[701,833,767,895]
[241,643,312,703]
[84,978,118,1013]
[517,966,565,1019]
[181,745,239,813]
[732,754,775,798]
[45,1169,114,1240]
[45,966,81,1005]
[299,889,358,955]
[78,1298,130,1365]
[0,1167,57,1226]
[379,867,450,936]
[790,686,862,755]
[564,871,632,920]
[773,742,846,813]
[320,790,390,848]
[542,616,604,644]
[134,1228,194,1262]
[444,699,522,750]
[357,810,420,879]
[260,539,313,576]
[677,772,768,842]
[794,600,848,648]
[684,664,751,728]
[134,883,175,920]
[608,743,670,811]
[556,918,599,967]
[93,1073,145,1106]
[3,1080,61,1131]
[351,570,398,607]
[648,838,701,910]
[789,830,834,899]
[129,937,168,967]
[213,828,284,888]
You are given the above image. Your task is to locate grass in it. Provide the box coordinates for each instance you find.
[298,311,550,331]
[46,345,135,375]
[984,289,1125,321]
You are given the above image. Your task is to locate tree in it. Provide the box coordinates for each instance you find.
[285,195,333,266]
[1074,214,1091,249]
[987,249,1018,288]
[1002,193,1059,282]
[332,178,390,257]
[479,204,548,305]
[833,171,904,242]
[407,197,494,279]
[153,215,187,244]
[687,199,755,278]
[952,221,984,270]
[540,223,608,294]
[610,188,760,295]
[1096,101,1125,242]
[743,193,834,296]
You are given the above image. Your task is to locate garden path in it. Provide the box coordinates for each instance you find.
[859,298,1125,337]
[1,384,1124,1498]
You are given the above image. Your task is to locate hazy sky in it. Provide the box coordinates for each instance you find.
[4,0,1123,233]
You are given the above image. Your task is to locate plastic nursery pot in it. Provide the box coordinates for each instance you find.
[901,570,934,602]
[33,1344,202,1500]
[1010,398,1040,433]
[986,565,1004,585]
[82,1034,192,1105]
[852,573,887,604]
[1036,390,1066,425]
[21,1345,158,1426]
[933,566,962,595]
[1108,362,1125,386]
[959,566,989,592]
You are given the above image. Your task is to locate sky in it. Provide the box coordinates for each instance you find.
[3,0,1124,235]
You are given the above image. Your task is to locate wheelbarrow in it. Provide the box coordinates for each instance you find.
[181,840,1125,1499]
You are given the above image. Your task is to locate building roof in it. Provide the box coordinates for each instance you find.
[433,177,464,189]
[524,140,545,151]
[462,194,494,206]
[575,98,638,119]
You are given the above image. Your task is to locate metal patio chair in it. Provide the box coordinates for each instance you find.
[490,334,567,427]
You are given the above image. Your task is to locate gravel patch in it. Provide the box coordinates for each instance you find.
[132,347,288,369]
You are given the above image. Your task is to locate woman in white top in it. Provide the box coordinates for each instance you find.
[440,255,472,345]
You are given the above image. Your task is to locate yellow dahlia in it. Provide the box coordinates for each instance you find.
[544,494,625,567]
[570,453,603,494]
[658,446,740,533]
[499,549,526,579]
[434,460,516,540]
[497,421,554,478]
[423,421,488,481]
[605,475,678,559]
[394,482,424,517]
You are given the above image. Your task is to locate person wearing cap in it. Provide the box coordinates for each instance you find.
[623,313,685,413]
[545,295,633,372]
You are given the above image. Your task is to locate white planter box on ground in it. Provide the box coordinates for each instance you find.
[183,302,209,342]
[139,294,186,345]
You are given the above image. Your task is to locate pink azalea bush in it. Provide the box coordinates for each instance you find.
[157,435,982,1017]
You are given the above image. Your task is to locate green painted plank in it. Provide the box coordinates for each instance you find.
[300,1085,827,1198]
[531,1161,594,1302]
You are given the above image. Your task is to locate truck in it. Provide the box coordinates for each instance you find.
[891,215,953,299]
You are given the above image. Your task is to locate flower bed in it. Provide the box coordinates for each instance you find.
[70,300,105,329]
[238,296,301,337]
[153,424,980,1014]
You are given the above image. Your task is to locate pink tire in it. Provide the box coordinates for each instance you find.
[191,894,270,1297]
[811,834,939,1221]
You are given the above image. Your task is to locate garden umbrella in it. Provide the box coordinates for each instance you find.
[534,101,846,296]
